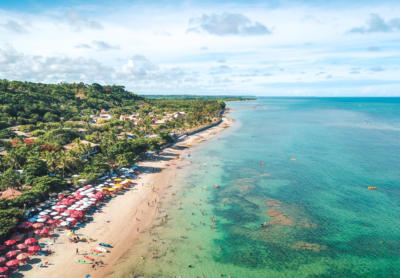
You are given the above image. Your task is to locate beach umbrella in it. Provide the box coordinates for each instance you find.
[36,218,46,223]
[16,243,27,250]
[61,212,70,217]
[33,230,42,235]
[55,208,65,212]
[89,198,97,201]
[60,221,70,226]
[16,253,29,260]
[0,267,8,273]
[32,223,44,229]
[46,219,57,224]
[40,215,50,220]
[4,240,16,246]
[0,257,6,263]
[66,217,75,222]
[18,222,33,229]
[53,216,62,220]
[40,229,50,234]
[50,212,58,216]
[44,209,52,213]
[75,208,84,211]
[65,209,75,214]
[28,246,40,252]
[5,251,18,258]
[24,238,36,245]
[49,193,57,197]
[79,192,86,196]
[39,211,48,216]
[0,246,6,251]
[6,260,19,267]
[58,205,67,208]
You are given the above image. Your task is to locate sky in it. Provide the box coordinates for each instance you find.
[1,0,400,96]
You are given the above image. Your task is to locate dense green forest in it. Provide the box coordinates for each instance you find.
[144,94,256,101]
[0,80,234,236]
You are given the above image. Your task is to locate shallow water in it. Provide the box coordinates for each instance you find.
[113,98,400,278]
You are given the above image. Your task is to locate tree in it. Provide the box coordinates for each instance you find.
[116,152,137,167]
[0,168,21,190]
[22,158,48,185]
[43,112,59,122]
[148,138,161,151]
[32,176,65,194]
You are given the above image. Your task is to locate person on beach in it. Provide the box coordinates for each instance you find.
[76,248,78,255]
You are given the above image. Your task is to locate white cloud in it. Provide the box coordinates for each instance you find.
[92,40,120,51]
[65,12,104,31]
[347,13,400,34]
[187,13,271,36]
[0,20,28,34]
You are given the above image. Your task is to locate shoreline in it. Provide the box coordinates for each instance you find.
[24,117,232,278]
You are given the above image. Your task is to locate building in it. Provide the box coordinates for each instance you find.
[63,140,100,159]
[0,188,23,200]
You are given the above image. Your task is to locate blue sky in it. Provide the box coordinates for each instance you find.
[1,0,400,96]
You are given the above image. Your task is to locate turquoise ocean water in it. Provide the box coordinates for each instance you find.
[114,98,400,278]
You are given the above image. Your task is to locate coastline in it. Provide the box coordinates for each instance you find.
[23,117,232,278]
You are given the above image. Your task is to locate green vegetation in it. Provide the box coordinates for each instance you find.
[144,95,256,101]
[0,80,234,236]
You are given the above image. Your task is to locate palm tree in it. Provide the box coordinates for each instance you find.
[57,152,70,179]
[42,151,59,174]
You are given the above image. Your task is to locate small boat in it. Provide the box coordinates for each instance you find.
[368,187,377,190]
[90,249,101,253]
[75,260,92,264]
[84,256,95,262]
[260,162,264,165]
[291,158,296,161]
[99,243,112,248]
[96,247,107,253]
[90,252,105,257]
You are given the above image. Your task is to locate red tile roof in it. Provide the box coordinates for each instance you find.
[0,188,23,200]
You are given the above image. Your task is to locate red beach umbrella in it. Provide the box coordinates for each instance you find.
[16,243,27,250]
[4,240,16,246]
[0,257,6,263]
[0,245,6,251]
[32,223,44,229]
[0,267,8,273]
[65,209,75,214]
[40,215,51,219]
[55,208,65,212]
[18,222,33,229]
[24,238,36,245]
[33,230,42,235]
[5,251,18,258]
[6,259,19,267]
[4,239,16,245]
[16,253,29,260]
[28,246,40,252]
[46,219,57,224]
[40,229,50,234]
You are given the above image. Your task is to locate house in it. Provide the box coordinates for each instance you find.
[174,112,187,119]
[63,140,100,159]
[0,188,23,200]
[0,147,6,156]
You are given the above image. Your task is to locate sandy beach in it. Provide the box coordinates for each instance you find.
[22,117,231,278]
